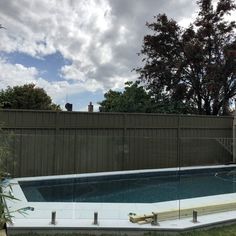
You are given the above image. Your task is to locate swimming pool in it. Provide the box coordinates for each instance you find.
[5,165,236,234]
[19,166,236,203]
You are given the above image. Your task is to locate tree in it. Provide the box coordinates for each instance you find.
[99,81,196,114]
[99,81,155,112]
[136,0,236,115]
[0,84,61,110]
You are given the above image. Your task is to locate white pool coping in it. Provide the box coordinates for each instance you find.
[5,165,236,232]
[12,164,236,182]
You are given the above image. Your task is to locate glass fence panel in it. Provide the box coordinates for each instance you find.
[179,137,236,222]
[9,133,234,224]
[1,133,181,223]
[8,133,236,223]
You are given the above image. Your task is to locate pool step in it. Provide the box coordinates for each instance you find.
[130,201,236,224]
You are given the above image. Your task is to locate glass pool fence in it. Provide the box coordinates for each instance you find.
[0,132,235,223]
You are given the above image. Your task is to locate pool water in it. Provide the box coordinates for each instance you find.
[19,167,236,203]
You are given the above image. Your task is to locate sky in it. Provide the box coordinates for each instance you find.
[0,0,235,111]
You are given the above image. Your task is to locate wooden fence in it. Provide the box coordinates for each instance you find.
[0,109,234,177]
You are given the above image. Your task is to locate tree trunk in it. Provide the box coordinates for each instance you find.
[204,99,211,115]
[222,99,230,115]
[197,95,203,115]
[212,100,220,115]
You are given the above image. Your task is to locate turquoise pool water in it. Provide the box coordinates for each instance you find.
[20,167,236,203]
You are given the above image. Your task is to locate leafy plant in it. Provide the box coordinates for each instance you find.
[0,126,14,227]
[0,127,21,227]
[0,128,33,228]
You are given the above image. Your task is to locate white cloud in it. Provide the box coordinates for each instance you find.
[60,62,87,82]
[0,0,113,59]
[0,0,198,87]
[97,44,113,64]
[178,14,197,28]
[116,26,129,46]
[0,0,234,107]
[0,59,103,108]
[0,58,38,88]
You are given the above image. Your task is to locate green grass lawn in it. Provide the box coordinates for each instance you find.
[11,224,236,236]
[180,224,236,236]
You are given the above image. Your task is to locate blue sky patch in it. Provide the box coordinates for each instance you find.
[4,51,72,82]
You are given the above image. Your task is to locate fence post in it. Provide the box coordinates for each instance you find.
[53,111,60,175]
[51,211,56,225]
[93,212,98,225]
[192,210,198,223]
[177,115,181,167]
[122,114,127,171]
[233,99,236,163]
[177,114,181,219]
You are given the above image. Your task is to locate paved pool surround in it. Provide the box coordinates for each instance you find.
[5,165,236,234]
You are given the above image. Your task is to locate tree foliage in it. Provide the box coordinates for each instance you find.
[136,0,236,115]
[99,81,155,112]
[99,81,194,113]
[0,84,61,110]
